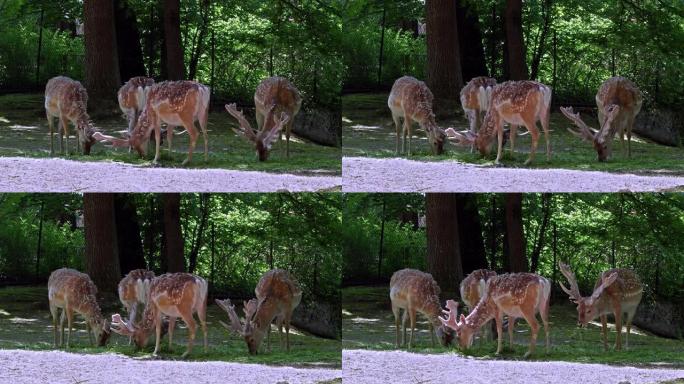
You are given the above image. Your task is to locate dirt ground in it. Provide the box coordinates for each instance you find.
[0,157,341,192]
[342,349,684,384]
[0,349,341,384]
[342,157,684,192]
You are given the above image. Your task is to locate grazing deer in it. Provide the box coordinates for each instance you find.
[388,76,448,156]
[44,76,98,156]
[224,103,291,162]
[460,269,497,342]
[118,76,155,138]
[558,262,643,351]
[447,80,552,165]
[560,77,643,162]
[389,268,455,349]
[460,76,497,152]
[441,273,551,358]
[118,269,155,345]
[216,269,302,354]
[47,268,111,348]
[111,273,208,357]
[95,81,210,165]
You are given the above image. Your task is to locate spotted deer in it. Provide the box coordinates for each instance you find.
[389,268,455,349]
[460,76,497,152]
[118,269,155,344]
[44,76,98,156]
[111,273,208,357]
[460,269,497,342]
[560,77,643,162]
[558,262,643,351]
[216,269,302,355]
[447,80,552,165]
[118,76,155,138]
[47,268,111,348]
[441,273,551,358]
[95,81,210,165]
[388,76,448,156]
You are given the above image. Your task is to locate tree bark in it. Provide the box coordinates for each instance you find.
[84,194,121,301]
[115,0,146,80]
[426,0,462,116]
[188,194,209,273]
[456,194,487,274]
[162,193,185,272]
[187,0,211,80]
[529,0,552,80]
[504,193,527,272]
[114,194,146,273]
[84,0,121,112]
[457,0,488,81]
[426,193,462,293]
[377,196,386,279]
[504,0,528,80]
[163,0,184,80]
[530,193,551,272]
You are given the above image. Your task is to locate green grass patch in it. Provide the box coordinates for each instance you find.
[0,286,340,368]
[343,93,684,175]
[0,93,340,175]
[343,285,684,367]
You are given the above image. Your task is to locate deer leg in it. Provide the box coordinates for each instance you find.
[47,114,55,156]
[59,116,69,155]
[601,314,608,351]
[50,303,59,347]
[167,125,174,155]
[197,301,208,353]
[625,309,635,350]
[614,308,623,351]
[181,117,199,166]
[495,312,504,355]
[167,316,177,350]
[540,293,551,354]
[285,321,291,353]
[87,321,94,346]
[200,113,209,163]
[495,122,504,165]
[128,303,137,345]
[541,108,551,161]
[524,121,540,165]
[403,117,412,156]
[59,309,66,348]
[392,304,401,347]
[181,315,196,358]
[65,305,73,348]
[508,316,515,348]
[521,312,539,359]
[152,124,162,165]
[467,109,477,153]
[285,122,292,159]
[408,306,416,349]
[509,124,517,156]
[402,310,408,347]
[393,115,402,155]
[429,322,436,347]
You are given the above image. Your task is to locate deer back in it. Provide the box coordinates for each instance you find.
[460,77,497,111]
[389,76,437,126]
[118,76,155,112]
[45,76,90,124]
[253,269,302,326]
[591,268,643,314]
[254,76,302,119]
[460,269,497,309]
[148,273,208,317]
[389,268,442,319]
[595,77,643,139]
[118,269,155,305]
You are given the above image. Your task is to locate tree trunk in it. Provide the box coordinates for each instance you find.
[529,0,552,80]
[162,193,185,272]
[426,193,462,293]
[114,194,146,273]
[84,194,121,301]
[504,193,527,272]
[456,194,487,274]
[115,0,146,80]
[457,0,488,81]
[163,0,184,80]
[187,1,211,80]
[504,0,528,80]
[84,0,121,113]
[530,193,551,272]
[377,2,386,86]
[426,0,462,116]
[35,200,44,282]
[377,196,386,279]
[188,194,209,273]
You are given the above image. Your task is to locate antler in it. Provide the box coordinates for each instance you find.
[215,298,246,336]
[110,313,136,336]
[558,262,582,302]
[260,111,290,145]
[590,272,618,301]
[225,103,257,141]
[92,132,130,148]
[243,298,259,321]
[439,299,460,331]
[559,106,598,142]
[445,128,477,146]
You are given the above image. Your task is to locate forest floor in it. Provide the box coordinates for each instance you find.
[342,286,684,383]
[0,286,341,381]
[0,93,341,174]
[342,93,684,192]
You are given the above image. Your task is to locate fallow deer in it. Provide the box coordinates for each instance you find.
[44,76,98,156]
[255,76,302,159]
[388,76,448,156]
[389,268,455,349]
[441,273,551,358]
[118,269,155,345]
[95,81,210,165]
[111,273,208,357]
[460,269,497,342]
[447,80,552,165]
[216,269,302,354]
[118,76,155,138]
[460,76,497,152]
[558,262,643,351]
[560,77,643,162]
[47,268,111,348]
[224,103,291,162]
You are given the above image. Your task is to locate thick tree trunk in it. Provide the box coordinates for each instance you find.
[504,0,528,80]
[456,194,487,274]
[426,193,462,293]
[163,0,184,80]
[457,0,488,81]
[162,193,185,272]
[84,0,121,113]
[530,193,552,272]
[426,0,462,116]
[84,194,121,301]
[114,194,146,274]
[188,194,209,273]
[504,193,527,272]
[115,0,146,80]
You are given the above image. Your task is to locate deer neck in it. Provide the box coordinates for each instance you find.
[465,295,497,330]
[136,299,159,338]
[423,298,444,328]
[78,295,104,328]
[252,299,279,334]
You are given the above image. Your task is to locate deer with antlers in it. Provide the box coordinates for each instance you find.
[216,269,302,354]
[388,76,448,156]
[95,81,210,165]
[225,77,300,161]
[389,269,456,349]
[460,269,498,342]
[118,269,155,345]
[558,262,643,351]
[47,268,111,348]
[460,76,497,152]
[111,273,208,357]
[44,76,99,156]
[447,80,552,165]
[441,273,551,358]
[560,77,643,162]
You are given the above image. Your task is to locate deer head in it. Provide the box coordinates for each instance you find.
[558,262,619,325]
[225,104,289,162]
[440,299,478,349]
[75,118,97,155]
[216,298,267,355]
[110,313,168,349]
[560,106,622,162]
[90,317,111,346]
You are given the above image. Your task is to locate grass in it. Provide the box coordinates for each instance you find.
[342,93,684,175]
[0,93,341,175]
[0,285,341,368]
[342,285,684,368]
